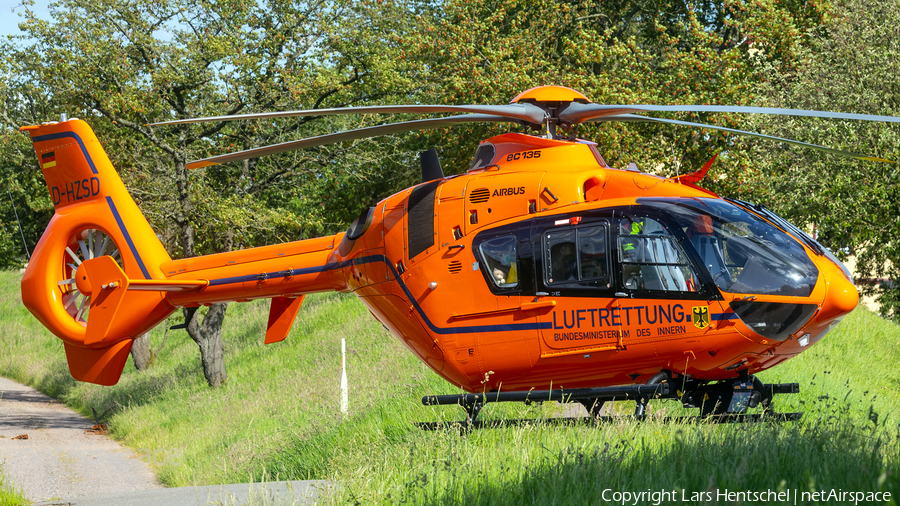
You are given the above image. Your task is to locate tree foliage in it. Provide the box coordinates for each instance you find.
[1,0,837,261]
[402,0,830,182]
[1,0,423,386]
[0,37,58,268]
[745,0,900,316]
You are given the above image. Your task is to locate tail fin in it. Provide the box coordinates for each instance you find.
[21,118,176,385]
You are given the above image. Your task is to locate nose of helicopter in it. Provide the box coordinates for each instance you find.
[816,269,859,323]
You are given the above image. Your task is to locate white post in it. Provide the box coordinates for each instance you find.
[340,338,348,416]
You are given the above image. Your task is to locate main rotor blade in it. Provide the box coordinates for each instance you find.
[563,102,900,125]
[187,114,517,169]
[594,114,895,163]
[154,103,547,128]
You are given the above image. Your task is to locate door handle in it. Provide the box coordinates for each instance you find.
[519,300,556,311]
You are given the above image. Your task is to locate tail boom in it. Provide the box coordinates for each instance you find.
[163,234,346,307]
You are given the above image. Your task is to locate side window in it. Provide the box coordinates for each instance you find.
[544,223,609,287]
[578,225,608,280]
[617,216,698,292]
[479,235,519,288]
[546,229,576,283]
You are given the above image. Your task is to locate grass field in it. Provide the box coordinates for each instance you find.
[2,268,899,504]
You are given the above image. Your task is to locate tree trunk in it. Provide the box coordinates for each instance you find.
[185,304,229,387]
[172,156,233,388]
[171,156,197,257]
[130,332,153,371]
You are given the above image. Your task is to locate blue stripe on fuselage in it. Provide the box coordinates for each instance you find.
[204,254,550,334]
[711,311,737,321]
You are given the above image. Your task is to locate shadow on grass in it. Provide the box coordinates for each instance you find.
[23,355,201,424]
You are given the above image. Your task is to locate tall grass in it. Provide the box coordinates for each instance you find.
[2,268,900,504]
[0,462,28,506]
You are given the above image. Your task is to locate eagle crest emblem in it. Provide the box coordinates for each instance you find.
[692,306,710,329]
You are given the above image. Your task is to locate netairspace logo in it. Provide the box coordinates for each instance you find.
[601,488,892,505]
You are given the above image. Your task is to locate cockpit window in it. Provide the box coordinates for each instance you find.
[617,216,698,293]
[639,198,819,297]
[469,143,496,171]
[478,235,519,288]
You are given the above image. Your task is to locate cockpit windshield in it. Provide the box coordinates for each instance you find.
[638,198,818,297]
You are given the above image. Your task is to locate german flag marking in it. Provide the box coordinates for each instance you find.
[41,151,56,169]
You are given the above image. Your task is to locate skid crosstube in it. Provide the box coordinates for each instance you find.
[423,383,673,406]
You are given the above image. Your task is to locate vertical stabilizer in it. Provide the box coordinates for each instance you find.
[20,119,176,385]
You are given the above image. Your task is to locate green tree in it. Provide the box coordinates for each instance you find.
[745,0,900,316]
[0,38,57,269]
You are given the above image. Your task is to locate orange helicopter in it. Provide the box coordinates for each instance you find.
[19,86,900,423]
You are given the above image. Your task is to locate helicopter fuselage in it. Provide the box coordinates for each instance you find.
[158,132,857,393]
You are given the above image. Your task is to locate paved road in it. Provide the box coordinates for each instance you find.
[33,480,329,506]
[0,376,161,502]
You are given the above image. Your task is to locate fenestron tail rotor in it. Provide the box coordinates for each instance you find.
[148,85,899,169]
[58,229,121,326]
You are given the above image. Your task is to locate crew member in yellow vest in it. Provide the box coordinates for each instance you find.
[621,217,644,289]
[621,217,644,259]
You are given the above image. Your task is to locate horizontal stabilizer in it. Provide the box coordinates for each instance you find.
[78,256,207,345]
[128,279,208,291]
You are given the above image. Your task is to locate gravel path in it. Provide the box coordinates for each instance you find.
[0,376,162,502]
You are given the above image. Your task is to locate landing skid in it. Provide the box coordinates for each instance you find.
[420,374,801,429]
[416,412,803,431]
